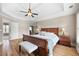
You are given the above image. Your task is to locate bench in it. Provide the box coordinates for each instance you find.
[19,41,38,56]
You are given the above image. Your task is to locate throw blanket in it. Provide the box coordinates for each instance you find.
[31,32,59,56]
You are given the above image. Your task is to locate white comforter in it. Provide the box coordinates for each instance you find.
[31,32,59,56]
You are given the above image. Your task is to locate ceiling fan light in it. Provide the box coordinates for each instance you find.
[28,12,32,16]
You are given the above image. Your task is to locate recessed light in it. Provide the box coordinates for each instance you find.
[69,5,73,8]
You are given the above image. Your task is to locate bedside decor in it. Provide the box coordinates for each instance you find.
[59,28,71,46]
[62,28,65,36]
[59,36,71,46]
[59,28,65,36]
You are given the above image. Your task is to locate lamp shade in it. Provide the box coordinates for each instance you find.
[62,28,65,32]
[29,27,32,31]
[61,28,65,36]
[59,28,65,36]
[28,12,32,16]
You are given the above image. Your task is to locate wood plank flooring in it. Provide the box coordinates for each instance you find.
[0,44,2,56]
[0,39,79,56]
[53,44,79,56]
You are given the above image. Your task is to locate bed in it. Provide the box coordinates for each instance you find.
[22,28,59,56]
[41,28,59,35]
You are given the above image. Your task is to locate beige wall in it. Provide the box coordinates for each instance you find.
[37,14,76,46]
[0,4,2,43]
[0,16,2,43]
[18,21,30,38]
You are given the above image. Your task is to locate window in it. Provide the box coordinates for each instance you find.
[3,23,10,35]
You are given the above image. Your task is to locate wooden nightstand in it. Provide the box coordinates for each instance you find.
[58,36,71,46]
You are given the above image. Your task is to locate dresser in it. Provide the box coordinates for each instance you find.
[59,36,71,46]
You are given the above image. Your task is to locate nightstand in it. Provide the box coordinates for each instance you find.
[58,36,71,46]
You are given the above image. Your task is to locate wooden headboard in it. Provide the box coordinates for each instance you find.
[41,28,59,36]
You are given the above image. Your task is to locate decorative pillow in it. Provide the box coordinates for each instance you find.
[44,32,58,38]
[38,31,46,36]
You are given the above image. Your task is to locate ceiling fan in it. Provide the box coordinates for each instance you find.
[20,3,38,17]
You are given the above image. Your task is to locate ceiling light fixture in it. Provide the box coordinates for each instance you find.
[20,3,38,18]
[69,5,73,8]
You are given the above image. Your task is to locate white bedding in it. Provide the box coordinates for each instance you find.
[31,32,59,56]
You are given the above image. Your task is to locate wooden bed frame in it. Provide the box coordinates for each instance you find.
[23,35,48,56]
[22,28,59,56]
[41,28,59,36]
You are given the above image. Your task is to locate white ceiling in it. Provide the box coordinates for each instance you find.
[1,3,79,22]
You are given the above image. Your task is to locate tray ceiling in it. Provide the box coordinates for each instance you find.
[1,3,79,22]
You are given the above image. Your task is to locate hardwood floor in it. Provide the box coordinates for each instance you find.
[54,44,79,56]
[0,39,79,56]
[0,44,2,56]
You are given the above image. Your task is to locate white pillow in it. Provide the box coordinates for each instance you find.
[38,31,46,36]
[44,32,58,39]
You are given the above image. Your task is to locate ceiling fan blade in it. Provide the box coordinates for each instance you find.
[25,14,28,16]
[32,13,38,15]
[31,15,34,17]
[20,11,28,13]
